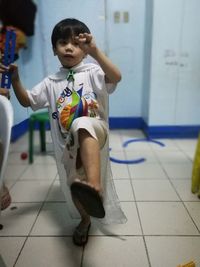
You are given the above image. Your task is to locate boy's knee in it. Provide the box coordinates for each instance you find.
[78,128,92,142]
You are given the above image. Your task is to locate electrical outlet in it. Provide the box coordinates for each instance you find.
[123,11,129,23]
[114,11,120,23]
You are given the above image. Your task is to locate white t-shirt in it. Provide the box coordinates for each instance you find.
[27,62,116,128]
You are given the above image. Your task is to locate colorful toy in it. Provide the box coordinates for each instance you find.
[0,28,16,89]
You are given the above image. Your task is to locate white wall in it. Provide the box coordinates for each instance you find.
[106,0,146,117]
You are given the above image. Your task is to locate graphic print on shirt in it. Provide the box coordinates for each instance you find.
[56,83,99,131]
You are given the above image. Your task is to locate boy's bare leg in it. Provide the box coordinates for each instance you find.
[71,195,91,245]
[72,128,105,220]
[78,129,101,192]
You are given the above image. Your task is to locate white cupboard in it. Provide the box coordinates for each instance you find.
[145,0,200,128]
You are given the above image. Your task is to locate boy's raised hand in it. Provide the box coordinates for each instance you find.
[0,63,19,81]
[75,32,121,84]
[74,33,97,57]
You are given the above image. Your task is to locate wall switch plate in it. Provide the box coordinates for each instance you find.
[114,11,120,23]
[123,11,129,23]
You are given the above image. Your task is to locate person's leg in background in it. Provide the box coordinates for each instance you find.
[0,140,11,210]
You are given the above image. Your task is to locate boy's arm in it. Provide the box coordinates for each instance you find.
[90,48,122,84]
[10,64,31,107]
[75,33,122,84]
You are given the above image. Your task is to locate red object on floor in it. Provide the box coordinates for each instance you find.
[20,152,28,160]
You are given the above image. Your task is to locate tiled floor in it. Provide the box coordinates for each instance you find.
[0,129,200,267]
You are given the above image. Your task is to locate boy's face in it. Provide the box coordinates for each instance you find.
[53,37,86,68]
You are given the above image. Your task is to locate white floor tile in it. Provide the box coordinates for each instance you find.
[109,136,123,151]
[162,162,193,179]
[145,236,200,267]
[128,162,167,179]
[154,150,191,163]
[109,151,126,162]
[132,179,180,201]
[137,202,199,235]
[19,164,57,180]
[184,202,200,231]
[0,203,42,236]
[10,180,53,202]
[171,179,200,201]
[15,237,82,267]
[34,154,56,164]
[184,150,196,161]
[111,162,130,179]
[0,237,26,267]
[30,203,79,236]
[125,150,158,163]
[7,151,29,164]
[4,164,28,181]
[93,202,142,236]
[120,129,146,139]
[83,236,149,267]
[149,139,179,151]
[122,140,152,151]
[114,179,135,201]
[46,180,66,201]
[174,139,197,152]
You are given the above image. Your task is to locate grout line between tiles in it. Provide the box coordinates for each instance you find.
[12,200,47,266]
[182,201,200,234]
[13,236,29,267]
[1,234,200,238]
[127,166,152,267]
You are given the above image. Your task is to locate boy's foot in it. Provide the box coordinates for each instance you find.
[71,181,105,218]
[73,221,91,246]
[1,186,11,210]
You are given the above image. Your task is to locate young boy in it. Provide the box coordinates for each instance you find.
[0,18,127,246]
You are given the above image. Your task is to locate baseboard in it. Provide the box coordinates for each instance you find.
[11,117,200,141]
[109,117,145,129]
[109,117,200,138]
[144,125,200,139]
[11,118,50,142]
[11,119,29,142]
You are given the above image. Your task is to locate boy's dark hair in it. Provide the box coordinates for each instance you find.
[51,18,90,48]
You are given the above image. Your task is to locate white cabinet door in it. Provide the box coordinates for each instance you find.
[149,0,200,126]
[175,0,200,125]
[149,0,183,125]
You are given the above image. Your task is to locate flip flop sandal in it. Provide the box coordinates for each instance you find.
[1,186,11,210]
[73,222,91,246]
[71,182,105,218]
